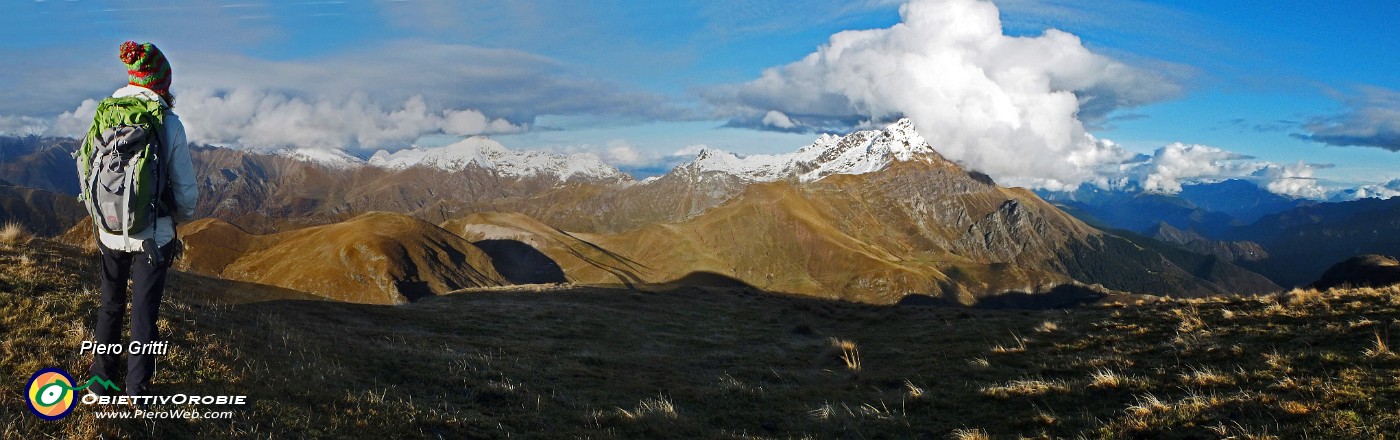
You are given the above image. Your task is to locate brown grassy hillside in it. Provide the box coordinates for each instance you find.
[176,212,506,304]
[2,237,1398,439]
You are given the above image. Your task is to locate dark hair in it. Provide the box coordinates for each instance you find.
[162,92,176,109]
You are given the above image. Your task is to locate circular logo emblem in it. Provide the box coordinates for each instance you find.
[26,368,77,420]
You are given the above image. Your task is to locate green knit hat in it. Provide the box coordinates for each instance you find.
[118,41,171,97]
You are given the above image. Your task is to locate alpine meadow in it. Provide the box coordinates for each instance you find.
[4,0,1400,438]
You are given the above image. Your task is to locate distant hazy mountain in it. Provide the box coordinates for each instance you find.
[1041,181,1400,288]
[272,136,631,183]
[0,179,84,236]
[0,136,80,195]
[1226,197,1400,287]
[366,137,629,182]
[1037,180,1309,239]
[1177,179,1309,223]
[1146,222,1268,263]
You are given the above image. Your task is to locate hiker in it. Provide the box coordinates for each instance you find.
[77,41,198,399]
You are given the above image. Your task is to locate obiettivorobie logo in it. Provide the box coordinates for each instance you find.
[25,368,120,420]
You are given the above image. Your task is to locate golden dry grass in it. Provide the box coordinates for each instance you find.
[1088,368,1126,389]
[828,337,862,373]
[0,221,32,247]
[4,238,1400,438]
[979,378,1070,398]
[950,427,991,440]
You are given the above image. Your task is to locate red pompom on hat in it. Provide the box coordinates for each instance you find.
[119,41,171,97]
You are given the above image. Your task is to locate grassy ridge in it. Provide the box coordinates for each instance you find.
[3,237,1400,438]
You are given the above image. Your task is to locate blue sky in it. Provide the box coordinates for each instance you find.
[2,0,1398,196]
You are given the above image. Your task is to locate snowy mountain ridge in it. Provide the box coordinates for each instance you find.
[273,147,366,170]
[674,118,943,182]
[277,136,628,182]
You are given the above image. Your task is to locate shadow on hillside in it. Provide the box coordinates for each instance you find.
[395,280,436,302]
[667,271,754,288]
[967,170,996,186]
[898,284,1104,310]
[472,239,568,284]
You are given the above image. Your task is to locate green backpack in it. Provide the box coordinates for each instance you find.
[75,96,170,238]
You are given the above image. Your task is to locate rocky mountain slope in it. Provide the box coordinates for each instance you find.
[1146,222,1268,263]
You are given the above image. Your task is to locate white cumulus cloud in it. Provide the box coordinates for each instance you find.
[704,0,1182,188]
[671,144,710,157]
[1092,142,1331,199]
[1335,178,1400,201]
[1253,161,1330,200]
[761,110,797,129]
[0,115,50,136]
[601,139,651,167]
[1134,143,1253,194]
[42,89,524,151]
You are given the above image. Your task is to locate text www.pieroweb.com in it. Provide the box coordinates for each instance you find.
[92,409,235,419]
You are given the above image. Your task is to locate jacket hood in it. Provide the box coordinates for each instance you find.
[113,85,169,108]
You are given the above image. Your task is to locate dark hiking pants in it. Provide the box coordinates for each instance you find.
[90,240,174,397]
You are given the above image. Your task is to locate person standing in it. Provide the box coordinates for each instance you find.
[83,41,198,399]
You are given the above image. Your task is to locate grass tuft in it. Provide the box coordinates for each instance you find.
[629,394,678,420]
[1177,365,1233,387]
[990,331,1029,354]
[980,378,1069,398]
[1363,329,1394,358]
[904,379,925,400]
[0,221,31,247]
[1088,368,1126,389]
[1283,288,1323,306]
[829,337,862,373]
[950,427,991,440]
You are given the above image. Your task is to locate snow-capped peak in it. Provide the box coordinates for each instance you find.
[366,136,627,182]
[275,147,365,170]
[368,137,496,171]
[1332,178,1400,202]
[677,118,942,182]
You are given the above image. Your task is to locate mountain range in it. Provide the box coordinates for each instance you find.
[1036,179,1311,238]
[7,119,1392,304]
